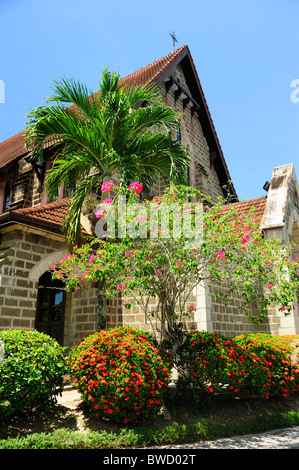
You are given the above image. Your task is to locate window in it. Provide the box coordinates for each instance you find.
[3,183,10,212]
[176,125,181,141]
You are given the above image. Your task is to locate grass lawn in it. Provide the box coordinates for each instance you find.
[1,387,299,449]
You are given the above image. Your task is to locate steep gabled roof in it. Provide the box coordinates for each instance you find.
[120,45,188,88]
[0,130,27,170]
[0,45,237,200]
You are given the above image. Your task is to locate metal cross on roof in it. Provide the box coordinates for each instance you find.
[169,31,178,51]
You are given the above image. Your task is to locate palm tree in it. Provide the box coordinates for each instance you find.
[25,68,190,246]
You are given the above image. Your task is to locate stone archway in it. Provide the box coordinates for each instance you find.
[28,248,70,346]
[28,248,69,283]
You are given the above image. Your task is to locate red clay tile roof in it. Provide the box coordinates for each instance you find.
[0,46,190,171]
[0,200,70,234]
[0,195,267,234]
[13,200,69,226]
[119,45,188,88]
[0,130,28,170]
[1,199,91,235]
[225,196,267,221]
[0,45,237,200]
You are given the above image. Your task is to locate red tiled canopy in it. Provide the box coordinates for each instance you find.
[13,200,69,226]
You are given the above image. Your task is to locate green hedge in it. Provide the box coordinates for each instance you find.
[0,329,67,420]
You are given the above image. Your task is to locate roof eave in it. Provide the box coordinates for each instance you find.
[0,211,64,235]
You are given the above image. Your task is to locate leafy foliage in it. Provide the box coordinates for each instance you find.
[51,183,299,351]
[25,68,190,245]
[0,330,67,420]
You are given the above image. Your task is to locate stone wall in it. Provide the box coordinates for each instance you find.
[68,282,99,348]
[261,164,299,335]
[0,226,101,349]
[159,65,225,204]
[0,227,65,330]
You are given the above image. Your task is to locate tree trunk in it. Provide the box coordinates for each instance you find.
[96,280,106,330]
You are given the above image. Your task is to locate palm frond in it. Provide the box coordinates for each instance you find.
[25,68,190,245]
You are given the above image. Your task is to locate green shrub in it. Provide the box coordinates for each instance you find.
[0,329,67,420]
[67,326,172,424]
[234,333,299,398]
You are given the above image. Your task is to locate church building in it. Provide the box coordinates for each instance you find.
[0,45,298,348]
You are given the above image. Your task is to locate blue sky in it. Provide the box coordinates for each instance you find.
[0,0,299,200]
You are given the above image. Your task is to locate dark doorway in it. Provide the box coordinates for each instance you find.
[35,271,66,345]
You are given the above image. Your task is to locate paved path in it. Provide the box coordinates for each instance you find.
[152,426,299,449]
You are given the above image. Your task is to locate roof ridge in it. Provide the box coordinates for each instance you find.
[120,45,188,86]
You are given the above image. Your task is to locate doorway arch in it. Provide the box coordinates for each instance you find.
[35,271,66,345]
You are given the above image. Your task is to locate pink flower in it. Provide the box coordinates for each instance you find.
[267,283,273,288]
[117,283,127,291]
[96,209,106,219]
[189,305,195,312]
[128,181,143,195]
[241,235,250,243]
[282,306,287,311]
[103,198,112,204]
[217,250,225,259]
[157,270,162,275]
[101,180,114,194]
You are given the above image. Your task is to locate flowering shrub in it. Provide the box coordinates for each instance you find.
[176,331,273,400]
[67,326,172,424]
[51,182,299,354]
[176,331,299,400]
[0,330,67,420]
[234,333,299,398]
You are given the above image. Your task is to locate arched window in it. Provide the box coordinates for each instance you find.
[3,182,10,212]
[35,271,66,345]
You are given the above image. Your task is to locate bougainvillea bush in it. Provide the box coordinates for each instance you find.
[0,330,67,420]
[175,331,299,401]
[234,333,299,398]
[51,181,299,355]
[67,326,172,424]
